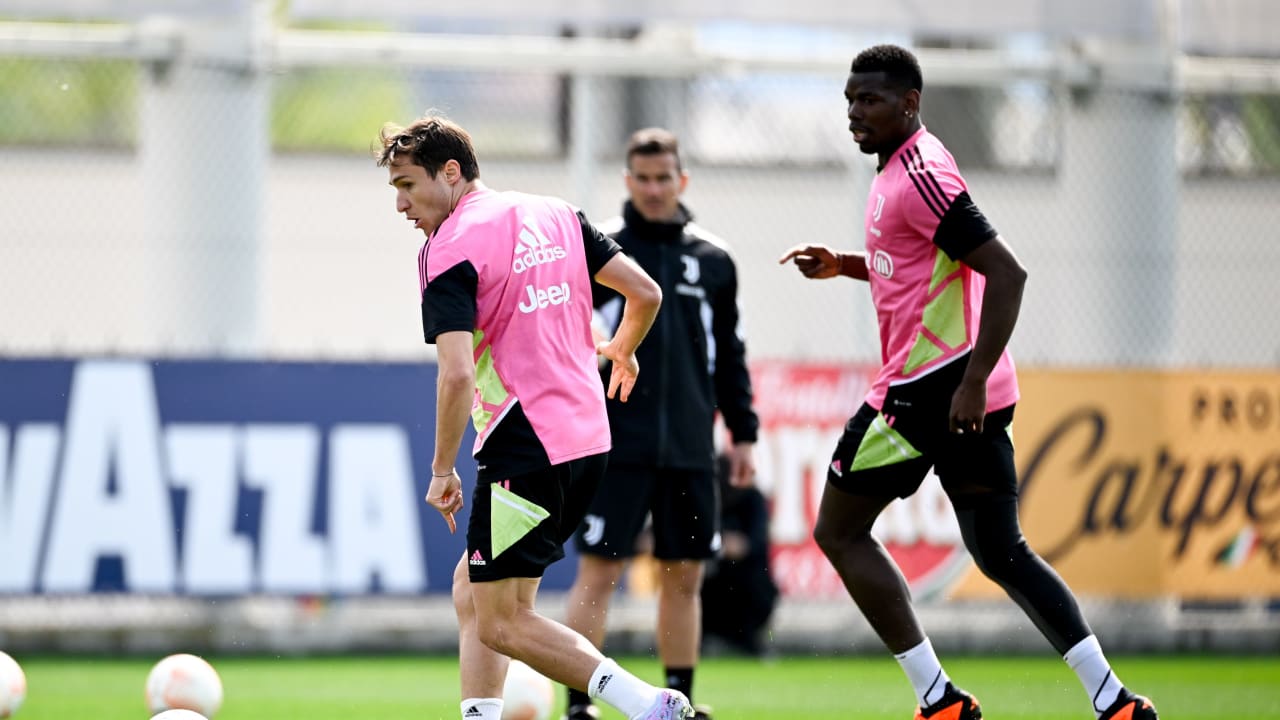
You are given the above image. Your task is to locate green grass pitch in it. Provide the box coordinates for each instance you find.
[10,654,1280,719]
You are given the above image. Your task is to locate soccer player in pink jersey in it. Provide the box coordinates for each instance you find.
[377,114,693,720]
[780,45,1157,720]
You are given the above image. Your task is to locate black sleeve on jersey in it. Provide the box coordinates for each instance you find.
[711,258,760,445]
[421,260,478,343]
[577,210,622,276]
[932,190,998,262]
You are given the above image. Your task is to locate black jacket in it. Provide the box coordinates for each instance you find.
[593,201,759,469]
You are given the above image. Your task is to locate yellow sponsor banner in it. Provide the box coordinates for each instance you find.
[952,370,1280,599]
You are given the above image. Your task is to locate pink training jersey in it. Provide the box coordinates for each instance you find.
[420,188,611,464]
[862,127,1019,412]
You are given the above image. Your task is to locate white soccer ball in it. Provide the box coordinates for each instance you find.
[145,653,223,719]
[151,711,209,720]
[0,651,26,719]
[501,660,554,720]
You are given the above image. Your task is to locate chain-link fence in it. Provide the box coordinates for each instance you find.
[2,13,1279,659]
[1,21,1278,366]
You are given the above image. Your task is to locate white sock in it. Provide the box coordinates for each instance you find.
[894,638,950,707]
[588,658,662,719]
[460,697,503,720]
[1064,635,1125,718]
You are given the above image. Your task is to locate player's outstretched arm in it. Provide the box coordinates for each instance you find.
[593,252,662,401]
[778,244,869,281]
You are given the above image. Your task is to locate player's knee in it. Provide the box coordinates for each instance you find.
[474,616,518,655]
[452,584,474,623]
[658,563,703,599]
[577,557,626,594]
[955,495,1035,584]
[451,564,475,621]
[971,533,1033,583]
[813,519,862,561]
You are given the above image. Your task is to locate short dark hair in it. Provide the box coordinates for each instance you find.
[850,44,923,93]
[625,127,682,172]
[376,113,480,180]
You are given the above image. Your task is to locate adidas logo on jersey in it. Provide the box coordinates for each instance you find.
[469,550,486,566]
[513,218,567,273]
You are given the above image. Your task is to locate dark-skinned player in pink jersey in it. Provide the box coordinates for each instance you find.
[780,44,1158,720]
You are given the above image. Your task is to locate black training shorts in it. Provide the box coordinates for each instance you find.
[827,356,1018,500]
[466,452,607,582]
[573,464,719,561]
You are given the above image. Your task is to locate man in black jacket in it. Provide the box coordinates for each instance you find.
[563,128,760,720]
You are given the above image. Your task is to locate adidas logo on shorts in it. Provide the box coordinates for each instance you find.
[469,550,486,566]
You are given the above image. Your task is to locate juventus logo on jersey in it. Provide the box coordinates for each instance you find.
[680,255,700,284]
[869,192,887,238]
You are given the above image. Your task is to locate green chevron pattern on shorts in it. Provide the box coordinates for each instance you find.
[850,413,923,472]
[490,483,550,559]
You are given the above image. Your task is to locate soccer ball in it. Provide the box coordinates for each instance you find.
[501,660,553,720]
[0,651,26,718]
[145,654,223,719]
[151,712,209,720]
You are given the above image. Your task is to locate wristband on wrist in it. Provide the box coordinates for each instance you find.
[432,469,455,477]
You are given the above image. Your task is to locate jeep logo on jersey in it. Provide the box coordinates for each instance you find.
[517,282,571,313]
[512,217,567,273]
[872,250,894,279]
